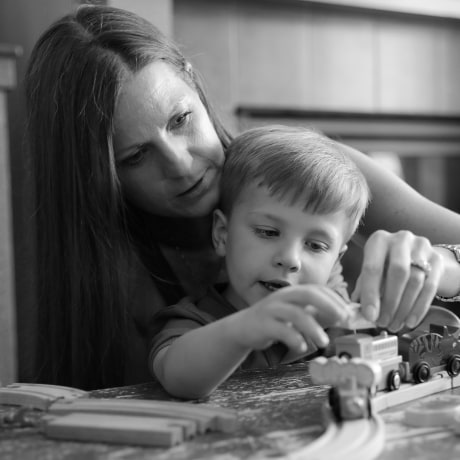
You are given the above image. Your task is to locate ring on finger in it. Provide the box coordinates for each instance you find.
[410,259,432,277]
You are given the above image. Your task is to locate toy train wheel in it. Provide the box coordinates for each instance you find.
[413,361,431,383]
[446,354,460,377]
[338,352,351,360]
[366,391,373,419]
[387,370,401,391]
[328,387,342,421]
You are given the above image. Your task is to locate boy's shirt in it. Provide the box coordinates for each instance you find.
[327,258,350,302]
[148,284,317,376]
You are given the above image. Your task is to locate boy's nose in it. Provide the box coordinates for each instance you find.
[274,245,301,273]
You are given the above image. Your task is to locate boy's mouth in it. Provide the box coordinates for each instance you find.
[259,280,291,292]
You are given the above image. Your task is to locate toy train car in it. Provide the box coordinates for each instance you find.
[310,320,460,421]
[334,325,460,391]
[398,324,460,382]
[334,332,402,391]
[309,356,381,421]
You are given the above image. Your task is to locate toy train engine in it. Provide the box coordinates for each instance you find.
[310,356,381,421]
[398,324,460,382]
[334,332,402,391]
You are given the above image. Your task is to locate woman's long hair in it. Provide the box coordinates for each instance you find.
[25,5,231,389]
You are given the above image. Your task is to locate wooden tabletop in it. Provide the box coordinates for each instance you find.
[1,363,460,459]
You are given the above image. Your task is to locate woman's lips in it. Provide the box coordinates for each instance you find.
[176,171,207,197]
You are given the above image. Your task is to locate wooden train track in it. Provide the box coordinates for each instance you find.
[0,383,238,447]
[285,370,460,460]
[289,406,385,460]
[373,369,460,413]
[0,383,87,410]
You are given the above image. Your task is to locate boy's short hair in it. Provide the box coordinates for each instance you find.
[220,125,370,240]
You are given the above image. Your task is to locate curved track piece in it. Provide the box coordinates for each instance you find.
[287,406,385,460]
[0,383,88,411]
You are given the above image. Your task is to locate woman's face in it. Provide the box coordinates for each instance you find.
[113,61,225,218]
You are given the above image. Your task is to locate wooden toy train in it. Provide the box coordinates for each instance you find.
[310,322,460,421]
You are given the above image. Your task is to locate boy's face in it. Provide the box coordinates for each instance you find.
[213,184,349,310]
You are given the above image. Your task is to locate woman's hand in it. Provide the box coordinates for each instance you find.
[351,230,444,331]
[229,284,350,353]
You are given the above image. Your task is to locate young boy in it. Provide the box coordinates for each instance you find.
[149,125,370,399]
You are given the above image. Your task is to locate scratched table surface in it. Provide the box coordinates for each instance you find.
[1,362,460,459]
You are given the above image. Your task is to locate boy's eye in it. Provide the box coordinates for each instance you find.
[306,241,328,252]
[254,227,279,238]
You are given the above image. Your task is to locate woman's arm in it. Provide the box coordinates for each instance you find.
[342,143,460,328]
[434,245,460,299]
[343,143,460,241]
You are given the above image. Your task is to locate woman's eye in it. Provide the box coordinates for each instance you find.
[172,111,191,128]
[254,227,279,238]
[120,146,148,167]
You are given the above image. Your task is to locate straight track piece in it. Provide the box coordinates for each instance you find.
[49,398,237,433]
[44,412,184,447]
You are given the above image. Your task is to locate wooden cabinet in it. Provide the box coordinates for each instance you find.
[174,0,460,119]
[174,1,460,211]
[0,44,20,385]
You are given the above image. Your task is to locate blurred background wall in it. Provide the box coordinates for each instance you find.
[1,0,460,383]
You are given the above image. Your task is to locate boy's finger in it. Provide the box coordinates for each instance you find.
[303,316,330,349]
[269,320,308,353]
[269,302,328,347]
[291,307,330,348]
[275,285,348,322]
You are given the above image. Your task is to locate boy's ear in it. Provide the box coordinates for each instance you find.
[338,244,348,260]
[212,209,228,257]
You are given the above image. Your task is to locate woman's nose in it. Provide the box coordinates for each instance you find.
[273,243,302,273]
[159,137,193,176]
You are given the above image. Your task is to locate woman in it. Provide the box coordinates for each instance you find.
[25,5,460,390]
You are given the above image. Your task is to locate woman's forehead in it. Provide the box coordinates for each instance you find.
[117,61,192,113]
[113,62,196,148]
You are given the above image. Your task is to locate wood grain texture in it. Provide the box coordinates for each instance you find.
[48,398,237,434]
[2,363,460,458]
[44,413,185,447]
[175,0,460,123]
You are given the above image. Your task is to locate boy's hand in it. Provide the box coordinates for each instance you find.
[227,285,350,354]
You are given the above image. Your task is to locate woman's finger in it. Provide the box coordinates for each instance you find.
[400,252,443,330]
[354,230,391,321]
[380,234,433,329]
[386,267,425,331]
[378,232,416,326]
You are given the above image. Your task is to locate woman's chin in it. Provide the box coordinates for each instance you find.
[184,195,220,218]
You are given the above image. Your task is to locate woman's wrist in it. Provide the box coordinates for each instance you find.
[434,244,460,302]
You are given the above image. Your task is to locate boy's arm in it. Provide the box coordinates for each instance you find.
[153,285,350,399]
[153,314,252,400]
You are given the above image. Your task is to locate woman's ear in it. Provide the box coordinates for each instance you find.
[212,209,228,257]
